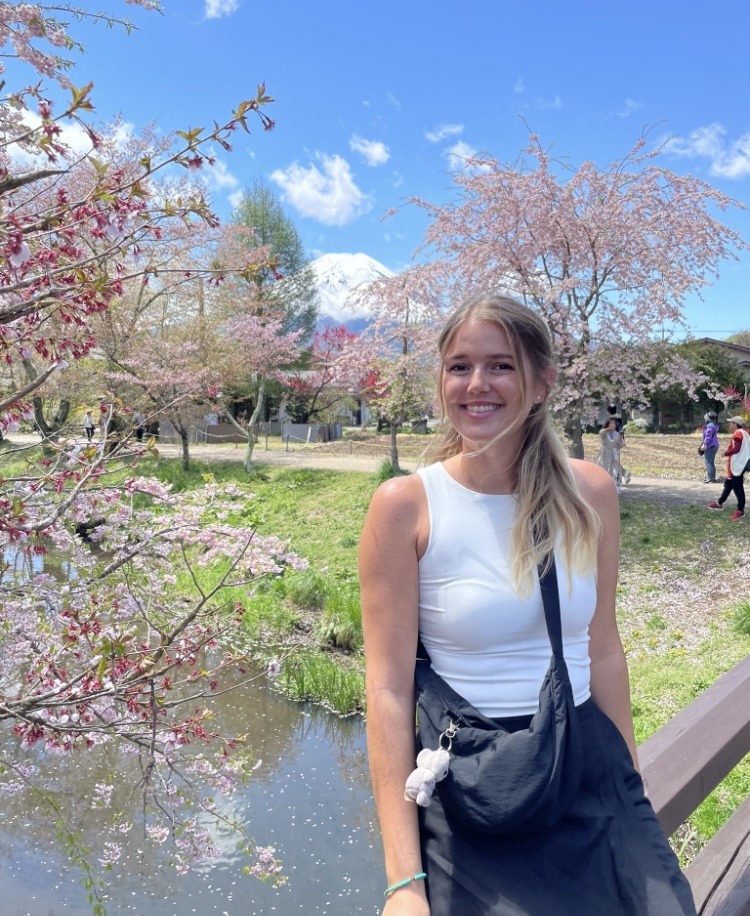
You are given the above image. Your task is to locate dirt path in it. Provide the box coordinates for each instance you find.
[161,440,713,508]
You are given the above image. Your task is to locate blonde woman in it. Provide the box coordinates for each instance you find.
[359,295,694,915]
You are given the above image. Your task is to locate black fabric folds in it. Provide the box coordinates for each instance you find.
[418,700,697,915]
[414,555,583,835]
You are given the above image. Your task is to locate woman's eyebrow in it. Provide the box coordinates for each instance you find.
[446,351,514,360]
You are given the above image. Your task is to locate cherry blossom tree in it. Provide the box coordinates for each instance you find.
[0,3,296,905]
[280,324,357,424]
[409,133,750,455]
[208,222,307,473]
[343,268,442,471]
[218,303,305,472]
[723,385,750,418]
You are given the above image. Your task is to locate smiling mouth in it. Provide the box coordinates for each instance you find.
[463,404,501,415]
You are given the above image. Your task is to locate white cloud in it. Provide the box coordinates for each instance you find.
[513,78,525,93]
[616,98,644,118]
[7,112,134,168]
[664,123,750,179]
[444,140,483,173]
[425,123,464,144]
[387,91,402,110]
[536,95,562,110]
[349,134,390,166]
[204,0,239,19]
[270,153,372,225]
[228,189,244,211]
[205,156,239,191]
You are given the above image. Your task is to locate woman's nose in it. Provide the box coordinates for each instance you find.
[467,368,490,391]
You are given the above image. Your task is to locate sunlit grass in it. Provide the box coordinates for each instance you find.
[89,455,750,857]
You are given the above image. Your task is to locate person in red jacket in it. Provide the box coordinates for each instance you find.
[706,416,750,520]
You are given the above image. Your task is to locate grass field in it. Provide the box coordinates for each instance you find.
[139,441,750,862]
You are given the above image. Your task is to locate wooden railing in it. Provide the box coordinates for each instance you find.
[640,654,750,916]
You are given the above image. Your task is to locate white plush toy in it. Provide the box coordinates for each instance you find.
[403,747,451,807]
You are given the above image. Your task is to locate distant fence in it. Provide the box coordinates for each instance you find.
[282,423,342,444]
[157,421,283,445]
[152,421,343,446]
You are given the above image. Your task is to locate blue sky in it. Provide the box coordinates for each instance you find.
[17,0,750,338]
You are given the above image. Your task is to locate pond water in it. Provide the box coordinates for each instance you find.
[0,680,385,915]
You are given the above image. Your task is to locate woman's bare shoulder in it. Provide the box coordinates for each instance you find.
[365,473,426,525]
[569,458,618,509]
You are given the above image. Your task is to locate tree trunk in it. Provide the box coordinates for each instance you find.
[564,417,584,459]
[221,378,267,475]
[179,429,190,471]
[243,378,267,474]
[23,358,70,446]
[389,423,401,473]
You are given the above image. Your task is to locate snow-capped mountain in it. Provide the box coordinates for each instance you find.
[311,252,394,324]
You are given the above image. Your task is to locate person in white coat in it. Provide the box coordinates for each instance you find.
[706,416,750,521]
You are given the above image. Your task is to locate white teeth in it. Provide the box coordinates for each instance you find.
[465,404,498,413]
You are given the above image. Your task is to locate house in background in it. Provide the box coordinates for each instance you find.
[629,337,750,431]
[692,338,750,383]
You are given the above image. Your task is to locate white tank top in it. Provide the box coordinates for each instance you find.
[417,462,597,717]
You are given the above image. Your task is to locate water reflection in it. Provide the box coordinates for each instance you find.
[0,676,384,915]
[1,546,77,584]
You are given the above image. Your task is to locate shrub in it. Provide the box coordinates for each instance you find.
[319,586,362,651]
[374,459,411,484]
[732,600,750,636]
[283,568,331,610]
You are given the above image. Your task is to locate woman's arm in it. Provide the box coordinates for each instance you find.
[359,475,430,914]
[571,459,639,767]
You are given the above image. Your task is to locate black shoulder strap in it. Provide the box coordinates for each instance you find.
[538,555,563,659]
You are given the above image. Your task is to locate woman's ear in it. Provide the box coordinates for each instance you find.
[536,367,556,403]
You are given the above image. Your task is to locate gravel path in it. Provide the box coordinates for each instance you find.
[162,440,717,508]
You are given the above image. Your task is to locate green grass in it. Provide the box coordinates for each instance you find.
[36,453,750,858]
[319,585,363,651]
[277,652,365,716]
[373,458,411,484]
[619,502,743,578]
[732,600,750,636]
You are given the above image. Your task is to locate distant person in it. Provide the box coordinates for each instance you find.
[606,403,624,436]
[134,412,146,443]
[596,418,621,483]
[83,410,95,442]
[698,411,720,483]
[605,404,631,489]
[706,416,750,520]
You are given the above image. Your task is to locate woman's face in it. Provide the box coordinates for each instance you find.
[441,319,547,451]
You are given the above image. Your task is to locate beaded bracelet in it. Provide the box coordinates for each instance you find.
[384,872,427,898]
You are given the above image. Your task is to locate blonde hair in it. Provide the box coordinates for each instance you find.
[425,294,600,595]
